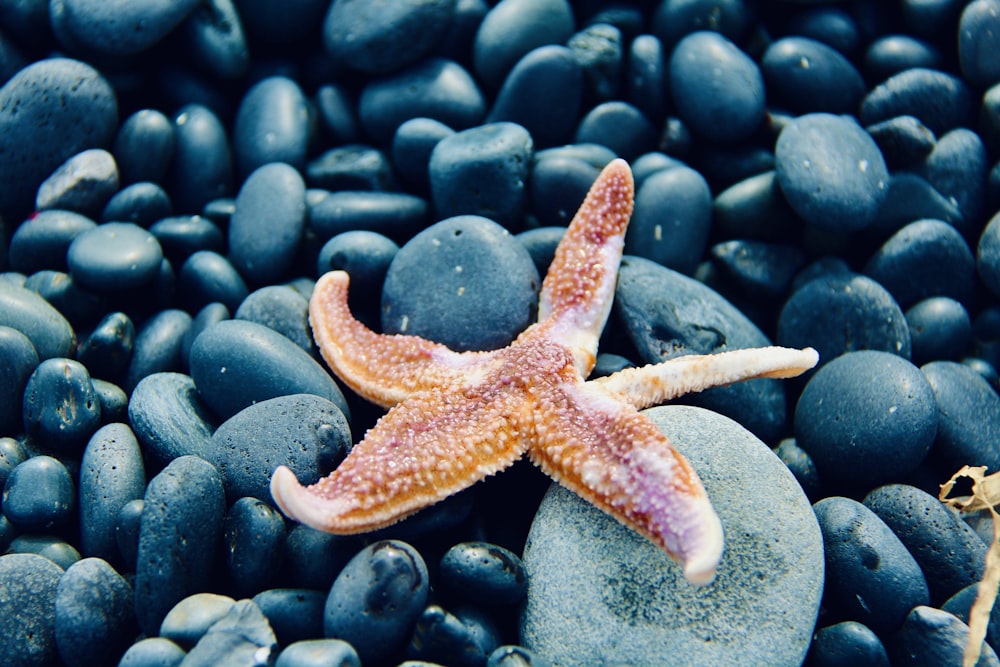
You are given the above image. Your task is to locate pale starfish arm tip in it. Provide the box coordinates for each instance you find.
[270,465,347,531]
[680,502,724,586]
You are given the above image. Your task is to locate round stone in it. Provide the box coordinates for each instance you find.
[67,222,164,293]
[22,358,101,453]
[0,553,64,666]
[54,557,135,667]
[2,455,76,532]
[232,77,310,177]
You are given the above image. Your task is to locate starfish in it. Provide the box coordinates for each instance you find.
[271,159,818,585]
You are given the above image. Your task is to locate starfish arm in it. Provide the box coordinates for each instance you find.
[310,271,497,407]
[537,158,634,376]
[271,384,531,533]
[527,381,724,585]
[592,346,819,410]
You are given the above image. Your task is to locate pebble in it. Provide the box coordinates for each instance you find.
[0,58,118,216]
[127,372,216,466]
[922,360,1000,471]
[866,115,936,171]
[58,0,200,56]
[323,0,455,75]
[237,0,328,46]
[78,423,145,563]
[181,0,249,81]
[168,104,234,215]
[182,599,278,666]
[2,454,75,531]
[381,215,540,351]
[623,164,711,274]
[892,605,1000,666]
[115,499,143,572]
[149,215,225,266]
[134,455,226,635]
[160,592,235,648]
[472,0,575,89]
[795,351,937,490]
[574,101,657,162]
[486,45,582,149]
[761,37,865,115]
[775,113,889,233]
[177,250,249,313]
[615,256,789,441]
[807,621,889,667]
[872,172,965,236]
[188,319,349,422]
[54,557,135,667]
[125,309,193,392]
[92,378,127,423]
[709,240,807,302]
[392,117,456,194]
[8,209,96,275]
[23,269,106,330]
[906,297,972,364]
[522,405,823,666]
[306,145,397,192]
[117,637,186,667]
[864,484,987,605]
[8,534,82,569]
[223,499,286,596]
[308,190,428,242]
[66,222,164,293]
[102,181,173,226]
[863,218,977,309]
[0,437,27,488]
[22,357,101,452]
[958,0,1000,87]
[275,639,361,667]
[0,553,64,667]
[627,34,667,122]
[405,604,501,667]
[668,31,765,143]
[282,525,361,591]
[863,36,943,83]
[208,393,350,502]
[528,155,600,228]
[918,128,988,231]
[359,58,486,144]
[325,540,430,664]
[813,496,930,635]
[429,122,533,230]
[253,589,327,647]
[233,77,310,177]
[859,68,975,135]
[439,542,528,606]
[0,276,76,362]
[234,285,313,354]
[35,148,118,215]
[229,162,306,285]
[567,23,622,102]
[113,109,175,185]
[712,171,798,242]
[316,231,399,319]
[980,211,1000,298]
[0,325,38,434]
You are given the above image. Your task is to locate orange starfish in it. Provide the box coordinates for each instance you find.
[271,159,818,585]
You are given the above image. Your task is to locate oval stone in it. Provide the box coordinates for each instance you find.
[472,0,575,89]
[0,325,38,434]
[67,222,164,293]
[59,0,200,56]
[101,181,173,227]
[159,592,236,649]
[922,360,1000,471]
[0,275,76,361]
[35,148,119,216]
[233,77,310,177]
[54,557,135,667]
[253,588,326,647]
[168,104,233,215]
[574,101,657,162]
[761,37,865,115]
[307,191,428,242]
[177,250,249,313]
[125,309,193,392]
[859,68,975,135]
[808,622,889,667]
[223,497,286,597]
[235,285,313,354]
[906,297,972,365]
[894,605,1000,666]
[22,357,101,453]
[117,638,186,667]
[0,553,64,666]
[2,455,76,532]
[128,372,217,466]
[9,209,97,275]
[439,542,527,606]
[276,639,360,667]
[113,109,175,185]
[959,0,1000,87]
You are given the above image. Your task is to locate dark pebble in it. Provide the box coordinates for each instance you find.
[159,592,235,649]
[128,372,217,466]
[487,45,582,149]
[323,0,455,75]
[864,219,976,309]
[208,393,351,502]
[405,604,500,667]
[439,542,527,605]
[712,171,797,242]
[58,0,200,56]
[614,255,789,441]
[983,84,1000,155]
[314,84,361,147]
[761,37,865,115]
[180,0,249,80]
[235,285,313,354]
[359,58,486,144]
[308,190,428,242]
[428,122,533,230]
[906,297,972,364]
[0,325,38,434]
[515,227,563,275]
[651,0,752,51]
[958,0,1000,87]
[54,557,135,667]
[316,231,399,312]
[859,68,975,135]
[381,215,539,351]
[871,172,964,237]
[2,454,76,531]
[472,0,575,89]
[922,360,1000,471]
[134,455,226,635]
[229,162,306,285]
[324,540,429,664]
[627,34,667,122]
[8,209,96,275]
[918,128,988,233]
[283,525,360,591]
[0,58,117,216]
[863,36,943,83]
[668,31,765,143]
[305,145,397,191]
[0,274,76,361]
[0,553,64,667]
[775,113,889,233]
[188,319,349,421]
[943,583,1000,652]
[795,351,937,490]
[114,498,143,572]
[168,104,234,215]
[0,437,27,489]
[891,605,1000,666]
[812,496,929,635]
[528,155,600,228]
[78,423,146,562]
[102,181,173,227]
[182,599,278,666]
[180,302,230,370]
[8,534,81,569]
[392,117,456,194]
[253,589,327,648]
[117,637,186,667]
[66,222,164,293]
[807,621,889,667]
[275,639,360,667]
[77,311,134,384]
[23,269,106,330]
[233,77,310,177]
[22,357,101,453]
[223,497,286,597]
[236,0,328,46]
[865,115,936,171]
[778,273,911,364]
[177,250,249,313]
[125,309,193,392]
[623,164,711,274]
[864,484,987,604]
[35,148,118,215]
[775,438,823,502]
[149,215,225,266]
[567,22,622,102]
[113,109,175,186]
[709,240,807,302]
[91,379,128,423]
[488,645,551,667]
[979,211,1000,298]
[574,101,656,162]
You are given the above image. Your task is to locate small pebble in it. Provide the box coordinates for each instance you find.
[627,34,667,122]
[921,360,1000,471]
[168,104,234,215]
[404,604,501,667]
[23,269,106,330]
[0,437,27,489]
[866,115,937,171]
[57,0,200,57]
[233,77,310,177]
[0,282,76,360]
[253,589,327,647]
[891,605,1000,666]
[574,101,656,162]
[488,645,551,667]
[392,117,456,194]
[651,0,752,51]
[35,148,118,215]
[160,592,237,648]
[177,250,249,313]
[22,357,101,453]
[283,525,361,591]
[91,378,127,423]
[117,637,186,667]
[863,35,943,84]
[918,128,988,231]
[872,172,964,236]
[2,454,75,532]
[235,285,313,354]
[7,534,82,569]
[528,155,601,228]
[859,68,975,135]
[958,0,1000,87]
[472,0,575,89]
[66,222,164,293]
[0,325,38,434]
[0,553,64,667]
[807,621,889,667]
[712,171,797,242]
[761,37,865,115]
[308,190,428,242]
[113,109,175,186]
[316,231,399,315]
[125,309,193,392]
[306,145,397,191]
[148,215,225,267]
[8,209,97,274]
[54,557,135,667]
[439,542,528,605]
[181,599,278,666]
[567,22,622,102]
[115,499,143,574]
[709,240,807,302]
[102,181,173,227]
[127,372,217,466]
[275,639,361,667]
[905,297,972,364]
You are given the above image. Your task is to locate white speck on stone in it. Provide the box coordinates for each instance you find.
[220,366,227,374]
[400,315,409,332]
[888,405,898,414]
[454,265,463,273]
[802,159,811,169]
[654,224,662,241]
[457,286,465,296]
[858,159,869,172]
[799,56,810,69]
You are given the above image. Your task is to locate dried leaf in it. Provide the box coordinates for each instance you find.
[940,466,1000,667]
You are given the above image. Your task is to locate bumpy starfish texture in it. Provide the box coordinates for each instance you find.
[271,159,818,585]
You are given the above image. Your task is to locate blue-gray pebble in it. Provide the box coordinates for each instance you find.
[181,599,278,666]
[67,222,164,293]
[160,592,235,648]
[440,542,527,606]
[959,0,1000,87]
[113,109,175,185]
[177,250,249,313]
[978,211,1000,298]
[8,209,96,275]
[2,454,75,531]
[125,309,192,392]
[381,215,539,351]
[283,525,361,591]
[7,534,81,569]
[134,455,226,635]
[573,101,657,162]
[918,128,988,232]
[892,606,1000,666]
[0,325,38,434]
[102,181,173,227]
[22,358,101,452]
[308,190,428,242]
[859,68,975,135]
[233,77,310,177]
[761,37,865,115]
[276,639,361,667]
[775,113,889,232]
[223,497,286,597]
[168,104,234,215]
[189,319,349,421]
[35,148,119,215]
[866,115,936,171]
[253,589,326,647]
[405,604,500,667]
[0,281,74,361]
[54,557,135,667]
[128,372,216,466]
[808,621,889,667]
[117,637,186,667]
[813,496,929,635]
[58,0,200,56]
[149,215,224,266]
[922,360,1000,471]
[325,540,430,664]
[0,553,64,666]
[392,117,455,194]
[235,285,313,354]
[906,297,972,364]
